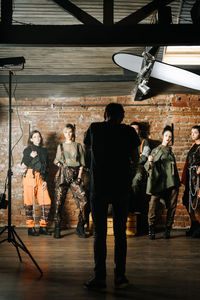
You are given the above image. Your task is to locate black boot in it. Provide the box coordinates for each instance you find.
[192,224,200,238]
[186,221,200,237]
[114,269,129,289]
[148,225,155,240]
[75,221,87,238]
[28,227,39,236]
[84,277,106,290]
[163,226,171,239]
[39,227,52,235]
[54,222,61,239]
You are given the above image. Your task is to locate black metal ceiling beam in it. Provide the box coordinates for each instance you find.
[1,24,200,46]
[52,0,102,25]
[116,0,175,25]
[0,74,137,83]
[1,0,13,25]
[1,65,200,84]
[103,0,114,25]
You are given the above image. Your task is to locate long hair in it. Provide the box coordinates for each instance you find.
[130,121,150,138]
[28,130,43,146]
[64,123,76,141]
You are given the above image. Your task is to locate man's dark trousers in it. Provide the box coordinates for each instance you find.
[91,193,129,280]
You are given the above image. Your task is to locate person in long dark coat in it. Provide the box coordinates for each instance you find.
[83,103,140,290]
[182,125,200,238]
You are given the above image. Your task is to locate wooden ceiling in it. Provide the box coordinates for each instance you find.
[0,0,200,100]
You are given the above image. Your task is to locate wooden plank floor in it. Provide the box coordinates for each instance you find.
[0,228,200,300]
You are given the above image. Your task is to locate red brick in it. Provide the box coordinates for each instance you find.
[1,93,200,228]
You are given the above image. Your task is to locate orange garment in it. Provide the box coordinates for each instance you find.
[140,138,146,154]
[23,169,51,206]
[26,219,35,228]
[26,218,50,228]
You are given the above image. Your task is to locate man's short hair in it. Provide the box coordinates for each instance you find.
[104,103,124,120]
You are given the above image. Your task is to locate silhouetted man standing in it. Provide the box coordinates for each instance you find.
[84,103,140,289]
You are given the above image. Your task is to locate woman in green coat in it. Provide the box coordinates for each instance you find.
[145,125,180,240]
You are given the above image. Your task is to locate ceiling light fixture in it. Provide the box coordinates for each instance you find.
[138,79,150,95]
[133,49,156,98]
[139,52,155,77]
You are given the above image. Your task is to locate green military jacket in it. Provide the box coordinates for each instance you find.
[144,144,180,195]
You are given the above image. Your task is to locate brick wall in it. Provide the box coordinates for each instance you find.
[0,94,200,228]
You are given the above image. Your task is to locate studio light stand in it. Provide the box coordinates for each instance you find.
[0,57,42,275]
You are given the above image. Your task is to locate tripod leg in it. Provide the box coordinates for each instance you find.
[13,228,43,275]
[10,229,22,262]
[0,238,8,244]
[0,226,7,235]
[0,226,9,244]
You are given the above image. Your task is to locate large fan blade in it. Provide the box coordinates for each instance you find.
[113,52,200,91]
[112,53,143,73]
[151,61,200,91]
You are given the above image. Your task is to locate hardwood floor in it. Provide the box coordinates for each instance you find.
[0,228,200,300]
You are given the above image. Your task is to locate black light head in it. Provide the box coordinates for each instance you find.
[0,57,25,69]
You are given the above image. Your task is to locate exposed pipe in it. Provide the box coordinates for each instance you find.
[0,103,171,110]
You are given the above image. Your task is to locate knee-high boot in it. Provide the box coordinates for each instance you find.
[148,225,155,240]
[25,205,39,236]
[75,220,87,238]
[54,221,61,239]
